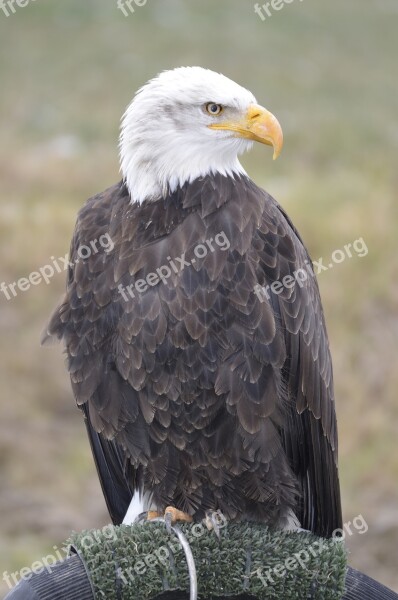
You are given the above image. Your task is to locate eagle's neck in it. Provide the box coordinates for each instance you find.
[121,148,246,205]
[119,127,249,205]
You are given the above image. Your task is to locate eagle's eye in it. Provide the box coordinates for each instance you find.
[206,103,223,116]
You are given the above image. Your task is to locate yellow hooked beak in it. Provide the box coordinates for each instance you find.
[208,104,283,160]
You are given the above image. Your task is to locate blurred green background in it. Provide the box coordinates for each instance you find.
[0,0,397,595]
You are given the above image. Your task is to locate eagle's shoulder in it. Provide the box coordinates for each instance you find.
[73,180,129,245]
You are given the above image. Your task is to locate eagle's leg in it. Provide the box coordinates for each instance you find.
[146,508,193,522]
[145,507,193,533]
[146,510,162,520]
[164,507,193,533]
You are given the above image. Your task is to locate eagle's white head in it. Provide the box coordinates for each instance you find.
[120,66,283,204]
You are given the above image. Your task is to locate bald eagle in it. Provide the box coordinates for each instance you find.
[44,67,342,537]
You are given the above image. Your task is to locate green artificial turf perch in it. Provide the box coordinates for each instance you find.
[69,521,347,600]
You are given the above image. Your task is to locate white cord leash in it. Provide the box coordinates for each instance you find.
[136,513,198,600]
[168,523,198,600]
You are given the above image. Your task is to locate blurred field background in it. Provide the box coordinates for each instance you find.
[0,0,397,595]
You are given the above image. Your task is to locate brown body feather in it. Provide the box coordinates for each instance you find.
[45,173,342,536]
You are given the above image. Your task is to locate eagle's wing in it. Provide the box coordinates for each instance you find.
[82,403,134,524]
[43,183,138,525]
[255,193,342,537]
[43,181,208,524]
